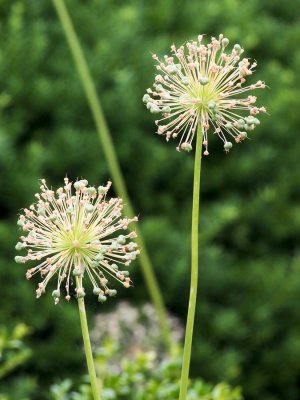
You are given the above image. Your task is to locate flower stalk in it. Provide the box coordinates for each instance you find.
[144,33,267,399]
[51,0,173,351]
[76,276,100,400]
[179,124,203,400]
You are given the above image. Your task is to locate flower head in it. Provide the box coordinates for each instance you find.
[143,34,266,154]
[15,178,139,304]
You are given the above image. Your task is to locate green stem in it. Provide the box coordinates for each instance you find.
[75,277,100,400]
[179,125,203,400]
[51,0,173,350]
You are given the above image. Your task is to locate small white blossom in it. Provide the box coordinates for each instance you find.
[144,34,267,155]
[15,178,139,304]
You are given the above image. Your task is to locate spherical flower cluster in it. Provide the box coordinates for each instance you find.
[15,178,139,304]
[143,34,267,154]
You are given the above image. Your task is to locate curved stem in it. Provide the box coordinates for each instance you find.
[179,125,203,400]
[51,0,173,351]
[75,277,100,400]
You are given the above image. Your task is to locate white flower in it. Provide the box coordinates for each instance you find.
[15,178,139,304]
[144,34,267,154]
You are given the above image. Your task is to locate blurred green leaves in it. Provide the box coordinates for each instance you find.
[50,344,243,400]
[0,323,31,378]
[0,323,35,400]
[1,0,300,399]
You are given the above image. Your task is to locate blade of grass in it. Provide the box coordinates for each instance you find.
[51,0,173,350]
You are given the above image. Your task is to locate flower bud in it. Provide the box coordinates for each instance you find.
[244,116,255,125]
[98,294,107,303]
[117,235,126,244]
[85,204,94,213]
[52,289,60,299]
[155,84,164,92]
[95,253,104,262]
[49,214,57,222]
[208,102,216,110]
[66,206,73,214]
[150,104,160,114]
[222,38,229,47]
[37,207,46,216]
[17,218,25,227]
[87,187,96,196]
[146,101,153,110]
[98,186,106,195]
[234,44,242,54]
[74,180,88,191]
[199,76,209,85]
[162,106,171,113]
[15,242,26,251]
[181,142,192,152]
[224,141,233,151]
[166,64,178,74]
[237,119,245,129]
[72,267,82,276]
[123,279,131,288]
[90,261,98,268]
[142,94,151,103]
[93,287,101,296]
[100,245,108,254]
[244,123,255,131]
[110,242,119,250]
[15,256,25,264]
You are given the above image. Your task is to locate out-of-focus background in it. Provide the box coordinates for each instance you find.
[1,0,300,399]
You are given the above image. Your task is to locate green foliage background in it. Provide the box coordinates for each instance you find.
[1,0,300,399]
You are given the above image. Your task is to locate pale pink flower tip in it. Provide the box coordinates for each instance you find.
[15,178,139,304]
[143,34,267,154]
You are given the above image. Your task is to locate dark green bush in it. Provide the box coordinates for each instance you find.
[1,1,300,399]
[0,323,36,399]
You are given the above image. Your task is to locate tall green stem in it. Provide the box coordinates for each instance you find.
[51,0,172,350]
[75,277,100,400]
[179,125,203,400]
